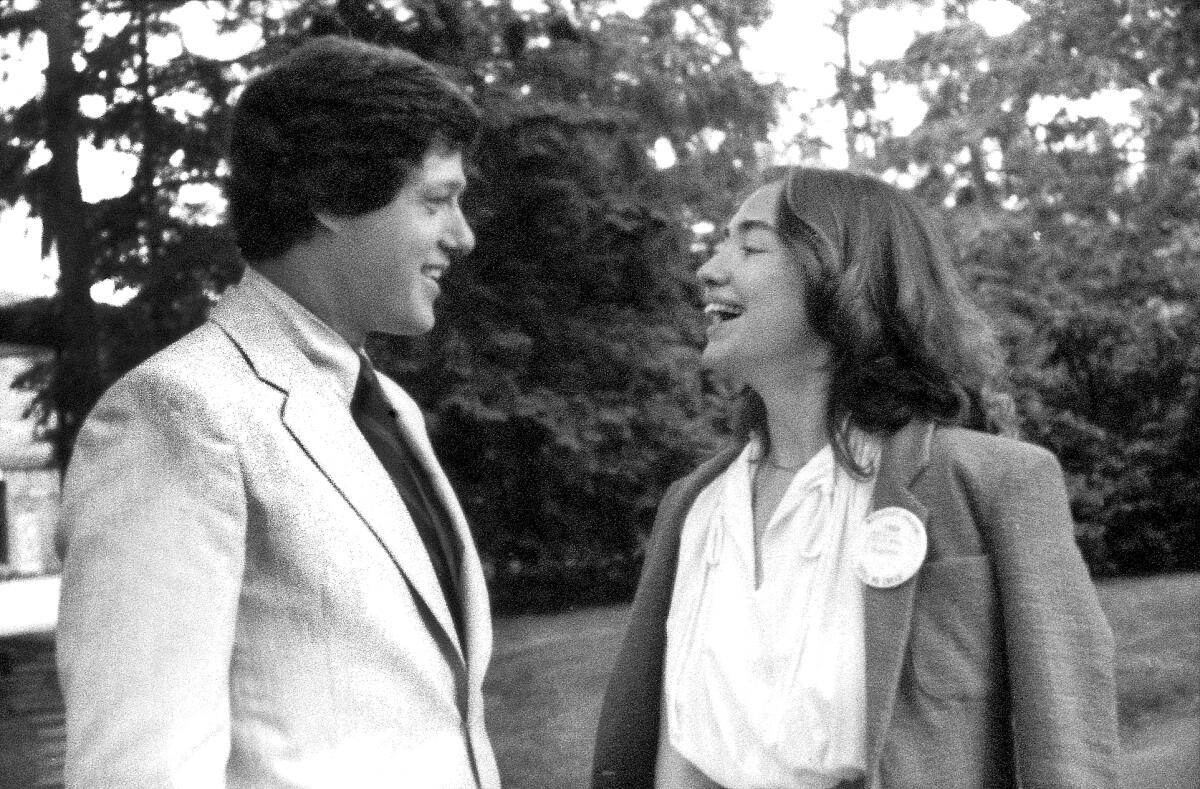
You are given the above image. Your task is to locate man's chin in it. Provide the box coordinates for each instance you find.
[377,310,436,337]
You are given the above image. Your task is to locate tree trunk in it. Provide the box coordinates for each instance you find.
[41,0,98,468]
[834,4,862,170]
[967,141,1000,208]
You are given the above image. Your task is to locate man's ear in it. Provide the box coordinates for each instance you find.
[313,211,344,234]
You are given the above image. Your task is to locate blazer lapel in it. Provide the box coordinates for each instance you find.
[862,420,934,778]
[280,386,465,664]
[376,376,490,687]
[210,278,466,666]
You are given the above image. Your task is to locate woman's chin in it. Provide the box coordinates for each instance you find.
[699,344,726,369]
[700,345,747,381]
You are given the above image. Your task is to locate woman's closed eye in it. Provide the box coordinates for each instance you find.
[739,227,777,255]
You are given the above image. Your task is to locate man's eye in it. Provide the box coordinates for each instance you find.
[742,246,767,255]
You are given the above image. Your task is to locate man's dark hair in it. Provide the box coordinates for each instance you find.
[226,36,481,262]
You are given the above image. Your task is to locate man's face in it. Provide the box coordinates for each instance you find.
[322,146,473,339]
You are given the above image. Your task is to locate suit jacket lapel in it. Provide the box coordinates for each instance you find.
[210,279,466,667]
[280,386,466,664]
[376,375,491,687]
[863,420,933,777]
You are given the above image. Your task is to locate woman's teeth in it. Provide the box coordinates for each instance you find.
[704,303,744,326]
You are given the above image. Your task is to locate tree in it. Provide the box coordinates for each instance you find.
[327,0,783,608]
[0,0,258,463]
[1,0,785,607]
[1,0,97,464]
[863,0,1200,573]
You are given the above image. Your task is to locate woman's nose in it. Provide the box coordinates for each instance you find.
[696,246,730,288]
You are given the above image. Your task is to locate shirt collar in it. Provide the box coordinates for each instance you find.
[238,267,363,406]
[745,427,879,482]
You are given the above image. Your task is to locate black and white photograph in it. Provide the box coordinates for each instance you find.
[0,1,1196,787]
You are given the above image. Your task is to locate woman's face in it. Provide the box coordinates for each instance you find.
[696,182,830,385]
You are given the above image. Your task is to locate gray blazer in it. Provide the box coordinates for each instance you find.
[593,421,1117,788]
[56,273,501,788]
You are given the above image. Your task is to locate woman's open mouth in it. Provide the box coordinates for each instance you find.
[704,302,744,328]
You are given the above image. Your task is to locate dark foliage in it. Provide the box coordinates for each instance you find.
[4,0,1197,608]
[860,0,1200,574]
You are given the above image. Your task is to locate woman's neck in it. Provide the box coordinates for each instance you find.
[751,367,831,469]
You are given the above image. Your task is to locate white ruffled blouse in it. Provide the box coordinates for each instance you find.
[658,437,880,789]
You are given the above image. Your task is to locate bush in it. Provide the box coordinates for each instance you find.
[373,107,722,614]
[985,280,1200,575]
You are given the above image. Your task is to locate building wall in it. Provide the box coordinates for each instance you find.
[1,469,60,576]
[0,344,59,579]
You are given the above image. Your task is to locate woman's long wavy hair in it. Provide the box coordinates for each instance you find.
[735,167,1010,475]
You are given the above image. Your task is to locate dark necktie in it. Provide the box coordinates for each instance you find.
[350,357,464,642]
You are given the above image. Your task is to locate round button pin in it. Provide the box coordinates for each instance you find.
[854,506,928,588]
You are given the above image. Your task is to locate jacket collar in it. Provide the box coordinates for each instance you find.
[208,269,472,671]
[210,267,360,402]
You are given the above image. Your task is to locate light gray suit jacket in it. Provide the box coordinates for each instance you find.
[57,271,501,788]
[593,422,1117,788]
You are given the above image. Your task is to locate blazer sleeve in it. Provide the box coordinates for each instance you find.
[592,445,742,789]
[56,365,248,788]
[985,445,1118,789]
[592,478,687,789]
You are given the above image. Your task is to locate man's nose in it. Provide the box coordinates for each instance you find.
[444,203,475,256]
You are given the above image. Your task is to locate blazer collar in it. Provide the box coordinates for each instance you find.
[209,268,360,401]
[654,444,742,571]
[862,419,935,778]
[209,269,471,670]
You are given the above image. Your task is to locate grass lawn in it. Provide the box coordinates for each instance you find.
[2,573,1194,788]
[484,605,631,789]
[485,572,1200,789]
[1097,573,1200,789]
